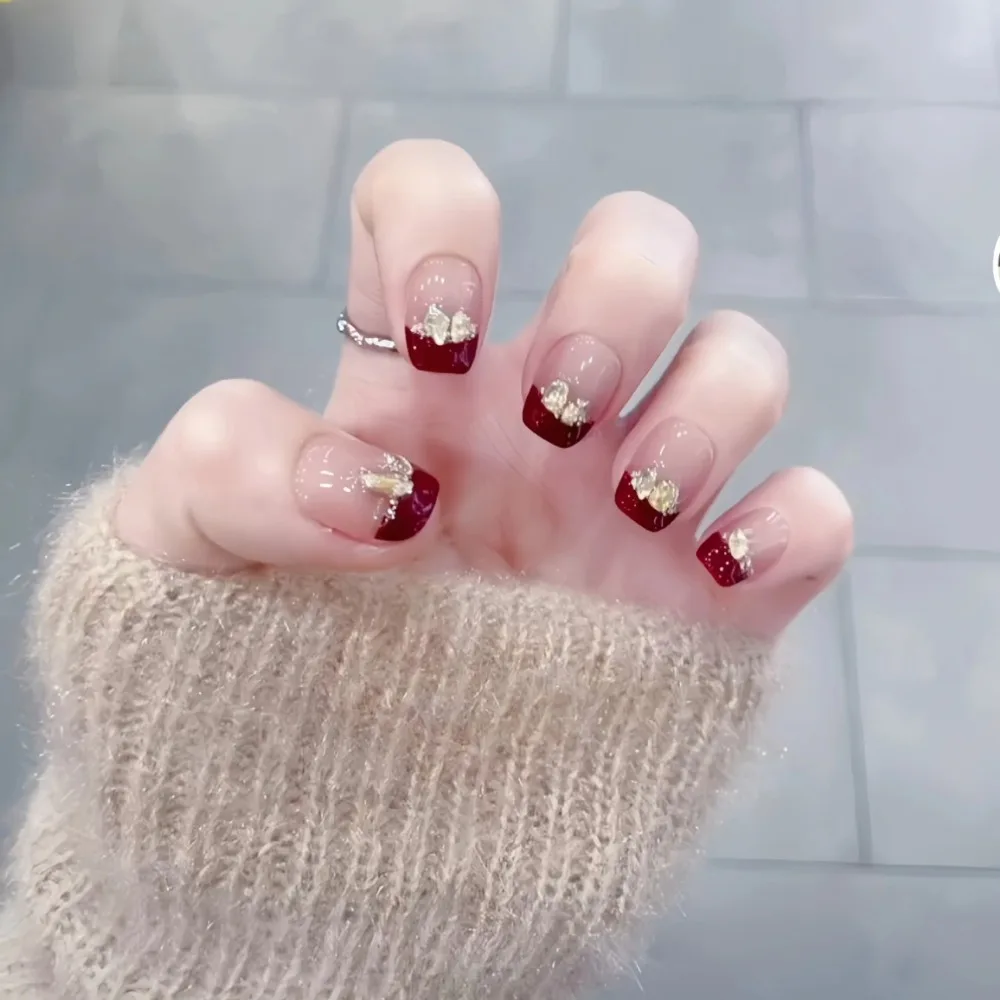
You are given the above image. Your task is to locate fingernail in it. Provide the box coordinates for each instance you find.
[697,508,790,587]
[615,418,714,532]
[295,436,439,542]
[522,335,621,448]
[404,255,482,374]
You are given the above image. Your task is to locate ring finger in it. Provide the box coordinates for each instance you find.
[335,138,501,383]
[518,191,699,449]
[612,310,789,533]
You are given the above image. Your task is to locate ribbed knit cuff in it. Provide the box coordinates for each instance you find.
[0,900,51,998]
[4,468,773,1000]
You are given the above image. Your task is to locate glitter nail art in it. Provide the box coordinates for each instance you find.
[359,452,439,542]
[410,304,478,347]
[295,438,439,543]
[360,453,415,525]
[540,379,590,427]
[522,378,595,449]
[615,465,684,533]
[522,334,620,449]
[724,528,753,576]
[404,257,483,374]
[697,508,789,588]
[630,467,680,515]
[614,418,714,533]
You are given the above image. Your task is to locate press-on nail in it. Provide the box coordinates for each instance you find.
[615,418,714,532]
[404,256,482,374]
[295,437,439,542]
[697,507,789,587]
[522,335,621,448]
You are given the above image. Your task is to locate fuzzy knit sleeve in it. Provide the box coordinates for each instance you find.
[0,469,772,1000]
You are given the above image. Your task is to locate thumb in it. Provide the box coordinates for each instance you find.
[115,379,441,574]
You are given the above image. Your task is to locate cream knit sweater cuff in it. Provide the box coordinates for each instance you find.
[1,470,772,999]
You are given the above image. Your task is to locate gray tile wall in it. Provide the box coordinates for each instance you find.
[1,1,999,996]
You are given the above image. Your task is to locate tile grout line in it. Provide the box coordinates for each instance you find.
[548,0,574,96]
[706,857,1000,879]
[37,81,1000,111]
[11,267,1000,317]
[794,102,822,304]
[854,544,1000,563]
[991,10,1000,100]
[101,0,134,89]
[307,99,353,291]
[2,274,63,466]
[836,570,874,865]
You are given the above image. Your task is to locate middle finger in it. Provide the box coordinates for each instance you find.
[517,191,699,449]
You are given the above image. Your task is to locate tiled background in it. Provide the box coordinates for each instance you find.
[1,0,999,996]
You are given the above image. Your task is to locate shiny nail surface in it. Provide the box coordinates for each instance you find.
[522,335,621,448]
[615,418,714,532]
[697,507,790,587]
[404,255,482,374]
[295,436,439,542]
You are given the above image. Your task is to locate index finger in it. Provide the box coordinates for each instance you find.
[334,138,502,384]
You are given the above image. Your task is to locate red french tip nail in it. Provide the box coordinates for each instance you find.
[697,531,749,588]
[405,328,479,374]
[375,468,439,542]
[522,385,594,449]
[614,472,681,533]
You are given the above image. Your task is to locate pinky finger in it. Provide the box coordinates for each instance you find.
[115,379,440,574]
[696,467,853,636]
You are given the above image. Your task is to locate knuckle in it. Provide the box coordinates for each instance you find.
[458,170,501,221]
[689,311,789,420]
[744,314,789,381]
[378,137,466,165]
[357,139,433,195]
[659,199,699,245]
[583,191,653,226]
[565,241,690,324]
[709,309,789,377]
[797,467,855,537]
[167,379,271,474]
[360,140,499,220]
[581,192,699,250]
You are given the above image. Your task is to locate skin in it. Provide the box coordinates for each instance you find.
[116,140,853,641]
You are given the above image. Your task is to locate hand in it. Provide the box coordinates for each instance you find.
[116,140,852,638]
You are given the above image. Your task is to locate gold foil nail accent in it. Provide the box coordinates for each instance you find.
[412,303,478,346]
[360,453,414,523]
[630,467,680,515]
[540,379,590,427]
[726,528,753,575]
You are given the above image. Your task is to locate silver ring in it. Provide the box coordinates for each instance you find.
[337,311,399,354]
